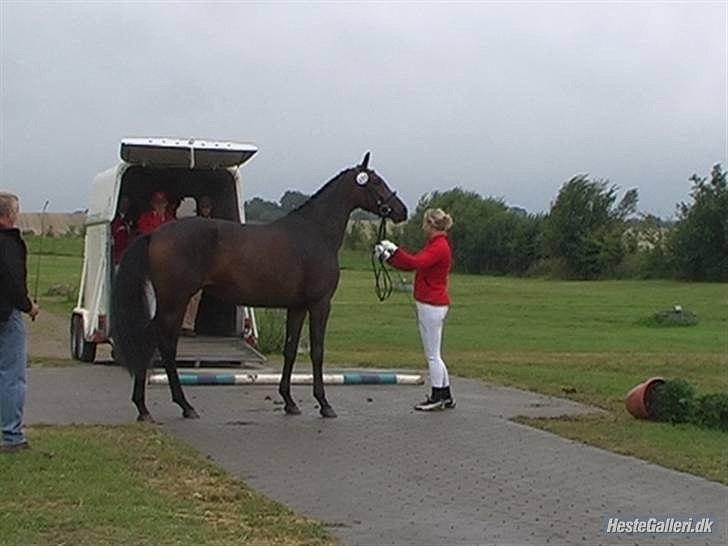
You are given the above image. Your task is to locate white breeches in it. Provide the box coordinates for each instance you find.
[182,290,203,330]
[415,301,450,388]
[144,280,157,319]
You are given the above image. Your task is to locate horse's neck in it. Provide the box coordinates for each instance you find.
[290,180,355,251]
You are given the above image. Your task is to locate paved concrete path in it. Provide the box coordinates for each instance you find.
[26,366,727,545]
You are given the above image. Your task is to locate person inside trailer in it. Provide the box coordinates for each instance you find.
[196,195,214,219]
[180,195,214,336]
[137,191,174,234]
[167,194,182,220]
[111,195,134,266]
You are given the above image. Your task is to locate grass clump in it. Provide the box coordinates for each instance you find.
[644,306,699,327]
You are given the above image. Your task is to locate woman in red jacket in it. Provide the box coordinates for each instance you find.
[375,208,455,411]
[137,191,175,234]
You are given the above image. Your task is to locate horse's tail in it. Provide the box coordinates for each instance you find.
[111,234,156,375]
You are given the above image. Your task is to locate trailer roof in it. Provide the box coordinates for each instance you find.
[121,137,257,169]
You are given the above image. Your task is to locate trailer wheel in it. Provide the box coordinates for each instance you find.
[70,314,97,363]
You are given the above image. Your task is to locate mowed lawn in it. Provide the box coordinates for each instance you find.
[328,267,727,394]
[25,253,82,315]
[0,425,335,546]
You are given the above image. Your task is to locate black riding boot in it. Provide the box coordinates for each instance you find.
[441,385,456,409]
[414,387,451,411]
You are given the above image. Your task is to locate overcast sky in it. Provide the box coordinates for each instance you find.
[1,2,726,218]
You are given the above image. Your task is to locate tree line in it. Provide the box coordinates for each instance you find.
[245,190,379,223]
[246,164,727,282]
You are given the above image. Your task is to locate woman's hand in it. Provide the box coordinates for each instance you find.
[379,240,398,254]
[373,243,392,261]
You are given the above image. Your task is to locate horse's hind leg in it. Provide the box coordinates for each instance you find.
[279,307,307,415]
[309,299,336,418]
[132,369,154,422]
[157,319,199,419]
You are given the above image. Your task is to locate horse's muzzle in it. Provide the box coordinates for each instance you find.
[378,191,407,222]
[388,203,408,223]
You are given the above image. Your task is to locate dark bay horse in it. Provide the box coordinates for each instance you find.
[111,153,407,421]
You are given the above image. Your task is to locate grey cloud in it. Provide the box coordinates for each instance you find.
[1,2,725,217]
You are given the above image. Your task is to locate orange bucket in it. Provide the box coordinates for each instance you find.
[625,377,665,419]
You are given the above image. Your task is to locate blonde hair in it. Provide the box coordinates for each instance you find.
[0,192,19,219]
[423,208,453,232]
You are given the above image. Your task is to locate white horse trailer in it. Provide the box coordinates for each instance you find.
[71,137,265,367]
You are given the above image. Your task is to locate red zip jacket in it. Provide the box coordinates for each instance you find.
[137,210,174,234]
[388,234,452,305]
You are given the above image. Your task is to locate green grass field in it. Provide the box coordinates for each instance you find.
[24,234,84,257]
[14,241,727,543]
[28,254,82,315]
[1,425,335,546]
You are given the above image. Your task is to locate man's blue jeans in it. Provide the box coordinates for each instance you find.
[0,309,27,446]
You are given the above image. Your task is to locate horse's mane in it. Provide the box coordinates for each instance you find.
[286,167,354,217]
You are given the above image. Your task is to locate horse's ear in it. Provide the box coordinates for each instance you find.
[360,151,370,170]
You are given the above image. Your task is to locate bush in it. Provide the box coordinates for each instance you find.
[695,393,728,431]
[648,379,728,431]
[644,306,699,327]
[44,284,76,302]
[619,215,675,279]
[254,309,286,355]
[612,252,648,280]
[344,219,377,251]
[525,257,570,279]
[650,380,698,424]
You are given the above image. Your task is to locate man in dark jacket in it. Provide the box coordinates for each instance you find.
[0,193,39,452]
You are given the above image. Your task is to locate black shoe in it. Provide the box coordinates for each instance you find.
[414,395,445,411]
[441,386,456,409]
[414,387,453,411]
[442,397,456,409]
[0,441,30,453]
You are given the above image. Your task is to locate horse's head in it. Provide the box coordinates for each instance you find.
[349,152,408,223]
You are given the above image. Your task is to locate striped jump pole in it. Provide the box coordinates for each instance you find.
[148,371,424,386]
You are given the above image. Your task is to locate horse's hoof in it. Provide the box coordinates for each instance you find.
[284,404,301,415]
[320,406,338,418]
[183,408,200,419]
[137,413,155,423]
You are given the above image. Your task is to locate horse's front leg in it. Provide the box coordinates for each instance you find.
[309,299,336,418]
[279,308,307,415]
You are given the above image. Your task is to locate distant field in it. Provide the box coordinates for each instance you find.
[25,234,83,257]
[17,212,86,238]
[329,268,728,356]
[28,243,728,483]
[27,253,82,315]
